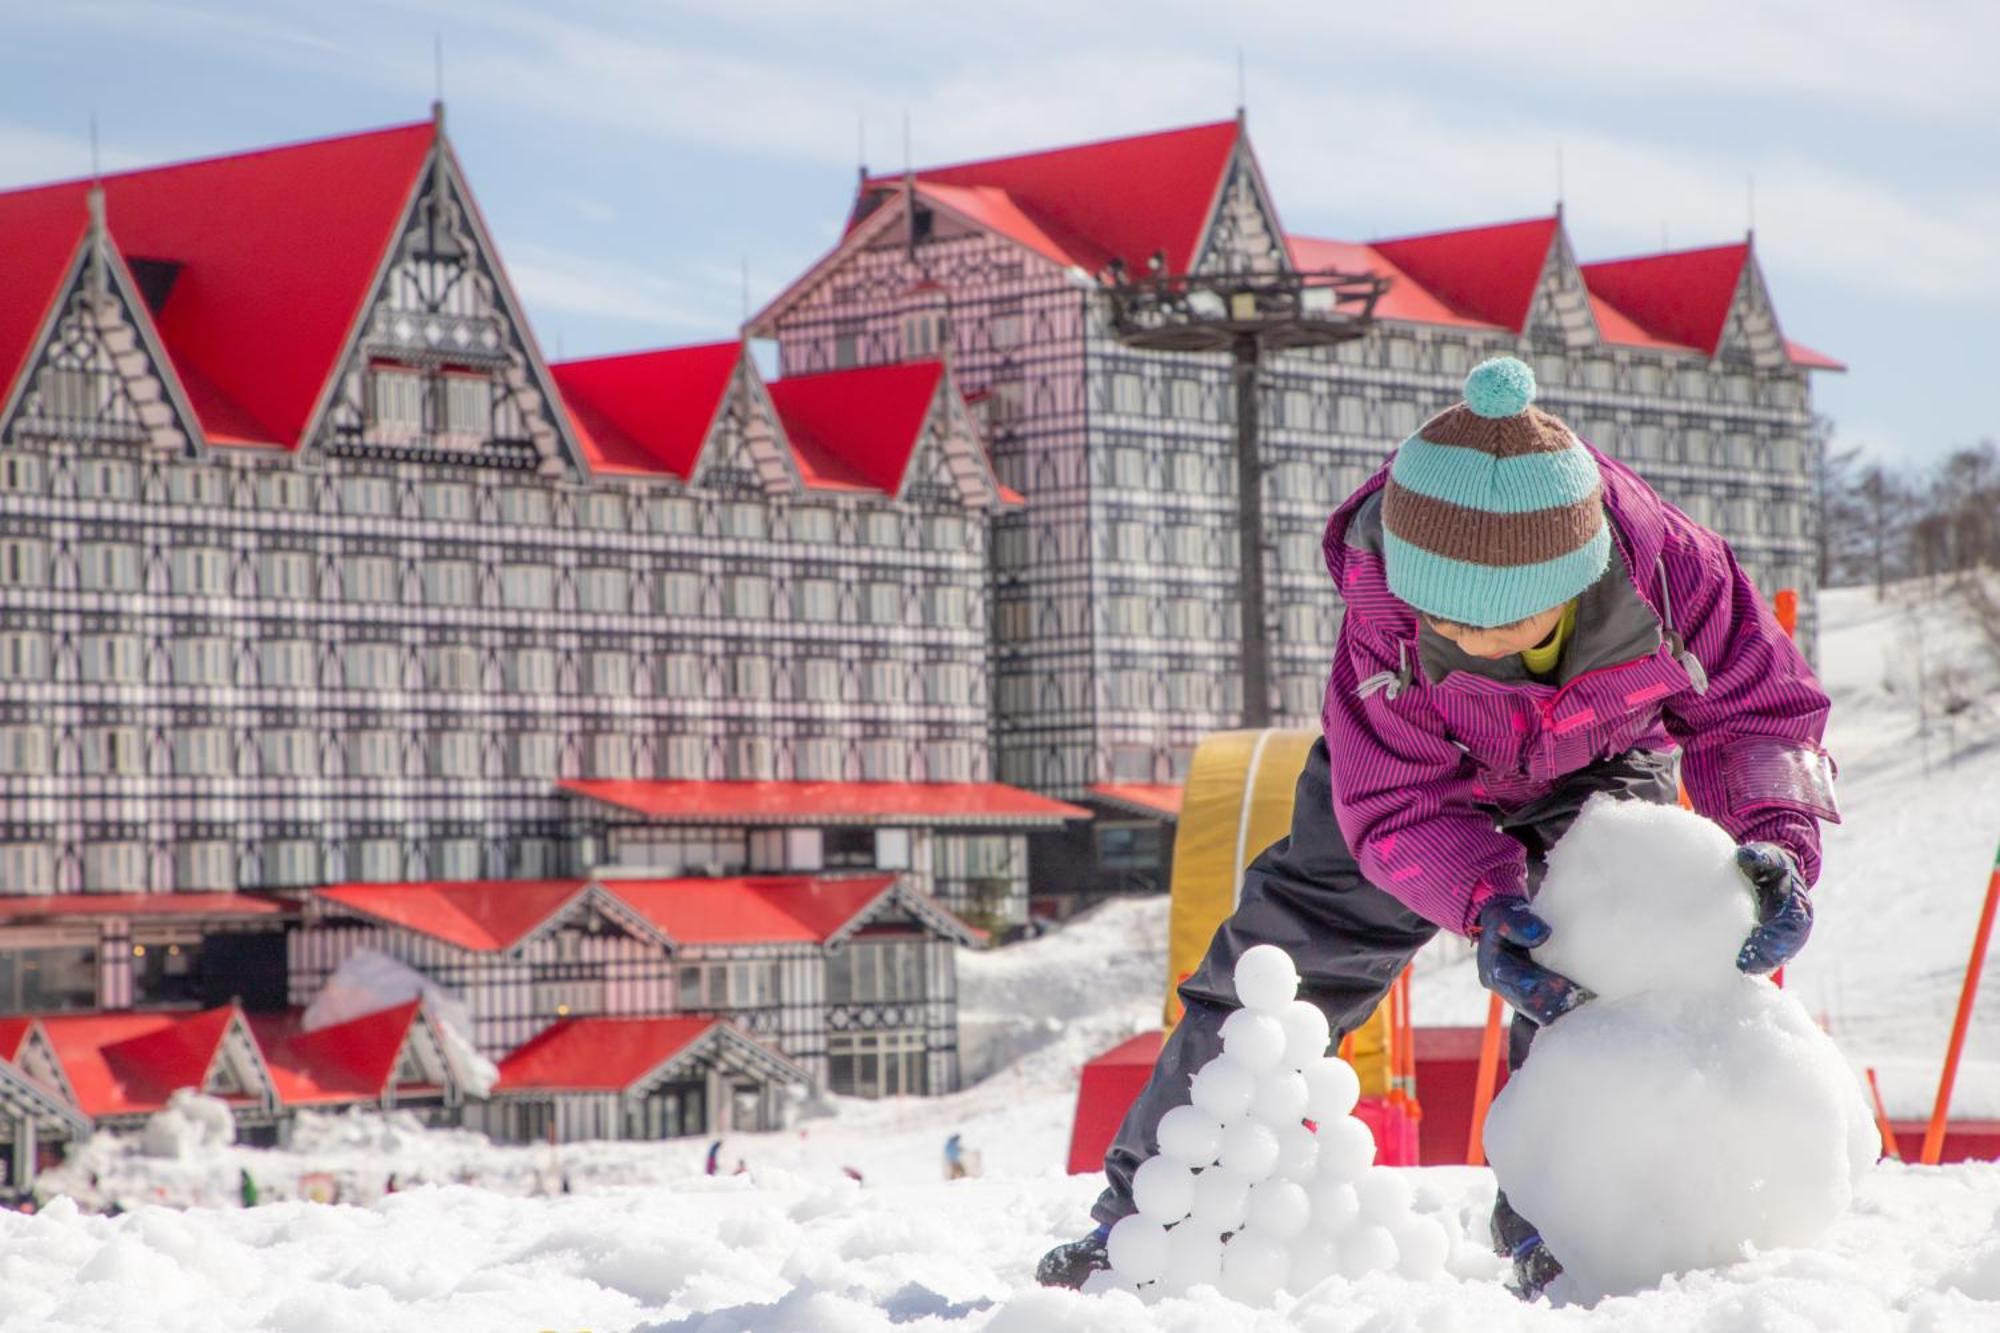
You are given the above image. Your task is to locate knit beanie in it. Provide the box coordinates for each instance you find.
[1380,356,1608,628]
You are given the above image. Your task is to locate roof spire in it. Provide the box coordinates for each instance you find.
[1555,142,1565,214]
[433,32,445,109]
[902,108,916,263]
[85,115,107,305]
[856,106,866,181]
[1236,47,1246,118]
[1746,172,1756,242]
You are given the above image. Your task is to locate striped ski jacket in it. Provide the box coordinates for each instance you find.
[1319,444,1839,935]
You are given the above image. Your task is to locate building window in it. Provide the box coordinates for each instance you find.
[727,736,773,780]
[82,727,144,775]
[76,459,137,500]
[0,632,48,681]
[0,454,46,492]
[722,575,771,619]
[512,732,561,779]
[720,502,767,541]
[658,571,704,616]
[131,936,203,1007]
[0,724,48,774]
[340,476,395,515]
[351,730,406,778]
[1110,373,1143,415]
[658,653,704,698]
[345,556,399,604]
[797,658,841,703]
[342,642,402,691]
[825,1029,928,1098]
[433,839,482,879]
[421,482,474,522]
[78,542,142,592]
[423,644,481,692]
[175,841,235,890]
[0,842,54,894]
[581,493,626,532]
[262,840,320,887]
[589,650,633,696]
[259,638,317,687]
[659,734,709,778]
[1098,823,1163,870]
[259,472,312,511]
[796,579,839,622]
[589,732,633,778]
[172,728,231,776]
[901,309,949,359]
[924,740,972,782]
[369,366,425,439]
[511,648,558,694]
[987,380,1027,427]
[422,561,478,607]
[83,840,147,890]
[731,656,771,700]
[498,487,552,526]
[824,829,876,869]
[650,495,697,533]
[256,551,314,599]
[826,939,923,1004]
[0,944,98,1010]
[431,731,483,777]
[80,634,145,684]
[988,303,1024,350]
[500,563,555,610]
[863,660,905,704]
[259,730,318,777]
[439,373,490,440]
[0,538,47,588]
[859,740,907,781]
[863,581,903,625]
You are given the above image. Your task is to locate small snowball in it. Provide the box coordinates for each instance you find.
[1156,1104,1224,1168]
[1189,1056,1257,1123]
[1271,1121,1319,1180]
[1316,1115,1376,1182]
[1339,1223,1400,1279]
[1393,1215,1451,1280]
[1289,1235,1341,1294]
[1160,1223,1223,1293]
[1276,1000,1332,1069]
[1353,1169,1414,1226]
[1234,945,1300,1014]
[1218,1119,1280,1182]
[1131,1156,1195,1225]
[1107,1215,1170,1284]
[1220,1009,1290,1073]
[1189,1164,1252,1232]
[1247,1068,1308,1128]
[1220,1231,1291,1304]
[1244,1179,1311,1240]
[1308,1179,1360,1235]
[1302,1057,1361,1123]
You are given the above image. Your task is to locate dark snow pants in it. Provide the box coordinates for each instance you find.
[1091,736,1679,1236]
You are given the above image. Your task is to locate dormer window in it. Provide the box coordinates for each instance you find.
[901,308,949,360]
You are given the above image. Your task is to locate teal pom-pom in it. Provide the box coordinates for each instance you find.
[1463,357,1536,419]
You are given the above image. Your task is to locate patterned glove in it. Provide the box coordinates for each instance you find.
[1735,842,1813,974]
[1474,898,1594,1026]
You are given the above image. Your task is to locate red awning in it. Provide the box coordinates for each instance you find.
[558,779,1089,827]
[0,893,295,922]
[1088,784,1184,820]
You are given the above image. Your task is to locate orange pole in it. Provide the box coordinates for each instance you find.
[1774,587,1799,640]
[1921,844,2000,1165]
[1466,991,1506,1166]
[1866,1068,1901,1162]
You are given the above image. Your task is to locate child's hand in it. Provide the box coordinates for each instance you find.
[1734,843,1813,974]
[1474,898,1594,1026]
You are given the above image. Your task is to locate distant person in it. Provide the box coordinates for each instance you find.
[238,1168,259,1209]
[384,1173,399,1195]
[1038,357,1837,1301]
[841,1165,864,1185]
[705,1140,723,1177]
[944,1133,967,1181]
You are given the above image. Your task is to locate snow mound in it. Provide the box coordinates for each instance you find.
[304,949,499,1096]
[1485,798,1878,1303]
[140,1089,235,1160]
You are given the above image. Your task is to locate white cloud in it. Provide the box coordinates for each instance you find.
[503,242,717,338]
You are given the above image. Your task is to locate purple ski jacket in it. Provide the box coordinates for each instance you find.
[1320,445,1839,935]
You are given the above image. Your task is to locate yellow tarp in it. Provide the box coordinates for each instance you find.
[1163,728,1399,1098]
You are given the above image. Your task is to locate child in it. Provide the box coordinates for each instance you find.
[1038,357,1838,1298]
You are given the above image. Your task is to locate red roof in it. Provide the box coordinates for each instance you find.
[1784,339,1846,372]
[496,1016,718,1092]
[610,874,899,945]
[1286,234,1499,330]
[314,879,588,952]
[550,341,742,477]
[0,1017,31,1063]
[766,360,945,495]
[559,778,1089,826]
[1088,783,1185,819]
[0,893,293,922]
[1580,242,1748,356]
[853,120,1242,276]
[0,121,433,447]
[37,1006,252,1116]
[1368,215,1561,333]
[248,1000,426,1106]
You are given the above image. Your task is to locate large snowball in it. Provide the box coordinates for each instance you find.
[1189,1056,1257,1123]
[1393,1215,1451,1280]
[1484,798,1877,1303]
[1233,945,1300,1013]
[1271,1121,1319,1179]
[1244,1179,1312,1240]
[1529,796,1757,999]
[1354,1168,1414,1226]
[1160,1223,1222,1294]
[1220,1231,1291,1304]
[1220,1009,1290,1073]
[1131,1155,1195,1224]
[1156,1104,1223,1167]
[1307,1178,1359,1234]
[1107,1215,1169,1284]
[1338,1224,1399,1279]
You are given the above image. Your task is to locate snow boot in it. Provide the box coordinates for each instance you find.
[1035,1223,1111,1289]
[1491,1190,1562,1301]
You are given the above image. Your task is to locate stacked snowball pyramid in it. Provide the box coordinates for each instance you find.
[1105,944,1450,1304]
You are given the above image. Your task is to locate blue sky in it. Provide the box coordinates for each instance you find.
[2,1,1990,466]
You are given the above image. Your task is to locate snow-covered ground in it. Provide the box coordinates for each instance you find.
[7,578,2000,1331]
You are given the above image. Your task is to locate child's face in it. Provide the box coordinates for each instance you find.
[1423,603,1568,660]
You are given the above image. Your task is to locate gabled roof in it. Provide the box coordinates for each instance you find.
[314,879,591,952]
[0,893,294,923]
[847,120,1242,276]
[609,874,901,946]
[1367,215,1562,333]
[1287,234,1499,330]
[0,121,434,447]
[248,999,438,1106]
[494,1016,812,1095]
[766,360,944,495]
[558,778,1090,827]
[550,341,743,478]
[36,1005,266,1116]
[1579,242,1750,356]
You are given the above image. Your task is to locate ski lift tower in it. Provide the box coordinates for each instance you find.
[1102,256,1387,726]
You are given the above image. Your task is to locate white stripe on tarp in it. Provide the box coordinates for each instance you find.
[1231,729,1276,909]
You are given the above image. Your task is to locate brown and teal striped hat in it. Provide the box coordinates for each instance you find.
[1380,357,1608,627]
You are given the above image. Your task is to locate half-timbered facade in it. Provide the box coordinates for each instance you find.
[0,112,1025,909]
